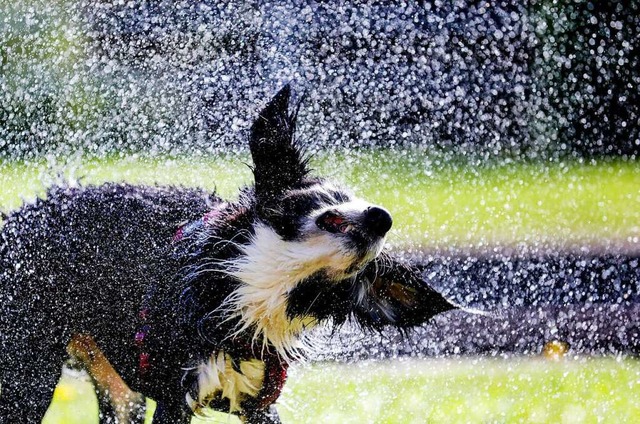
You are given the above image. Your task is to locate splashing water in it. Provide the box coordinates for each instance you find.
[2,1,639,423]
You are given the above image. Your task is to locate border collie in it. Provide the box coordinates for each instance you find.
[0,86,456,423]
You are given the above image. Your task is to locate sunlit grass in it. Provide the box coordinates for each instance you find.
[281,357,640,424]
[43,357,640,424]
[1,151,639,250]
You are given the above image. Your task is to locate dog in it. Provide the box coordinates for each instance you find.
[0,86,457,423]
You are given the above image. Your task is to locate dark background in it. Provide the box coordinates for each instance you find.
[1,0,639,159]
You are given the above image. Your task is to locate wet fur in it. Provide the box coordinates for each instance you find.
[0,86,455,423]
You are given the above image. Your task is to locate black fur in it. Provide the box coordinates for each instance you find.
[0,184,214,422]
[250,85,309,210]
[0,86,456,423]
[286,252,455,327]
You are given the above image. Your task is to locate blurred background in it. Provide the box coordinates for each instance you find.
[1,1,639,422]
[2,1,639,158]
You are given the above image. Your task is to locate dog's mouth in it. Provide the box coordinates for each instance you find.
[315,211,355,234]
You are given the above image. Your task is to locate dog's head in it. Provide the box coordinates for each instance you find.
[217,86,455,359]
[248,85,392,280]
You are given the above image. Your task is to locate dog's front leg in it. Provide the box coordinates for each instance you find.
[67,334,146,424]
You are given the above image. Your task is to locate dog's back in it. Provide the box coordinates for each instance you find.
[0,183,215,418]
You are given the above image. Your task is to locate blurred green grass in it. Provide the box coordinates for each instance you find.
[44,357,640,423]
[1,151,639,250]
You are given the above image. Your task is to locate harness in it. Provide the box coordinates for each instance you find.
[135,203,289,411]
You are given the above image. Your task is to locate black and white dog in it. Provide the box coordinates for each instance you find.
[0,86,456,423]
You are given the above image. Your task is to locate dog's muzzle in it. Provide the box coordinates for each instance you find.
[316,206,392,240]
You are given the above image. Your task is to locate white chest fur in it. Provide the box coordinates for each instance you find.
[186,351,265,414]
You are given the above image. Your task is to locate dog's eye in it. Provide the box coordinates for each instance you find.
[316,211,353,234]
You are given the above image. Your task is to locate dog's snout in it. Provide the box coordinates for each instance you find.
[363,206,392,237]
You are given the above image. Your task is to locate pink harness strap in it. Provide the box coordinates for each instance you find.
[173,202,228,242]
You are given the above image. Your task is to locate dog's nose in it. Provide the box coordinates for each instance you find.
[363,206,393,237]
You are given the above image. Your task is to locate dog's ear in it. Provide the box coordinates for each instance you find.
[353,253,458,328]
[249,85,309,204]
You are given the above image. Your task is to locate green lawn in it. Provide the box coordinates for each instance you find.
[44,357,640,423]
[1,151,639,251]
